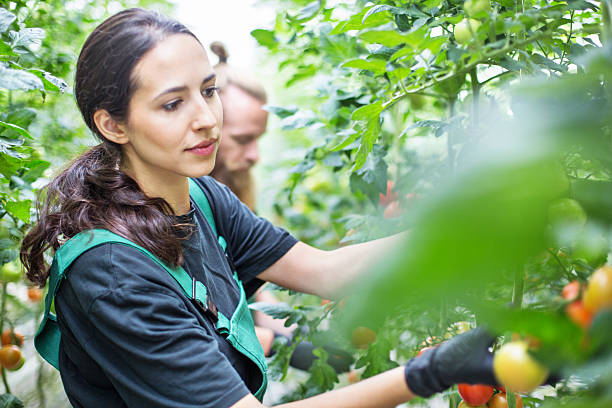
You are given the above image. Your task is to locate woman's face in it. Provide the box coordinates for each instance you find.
[120,34,222,184]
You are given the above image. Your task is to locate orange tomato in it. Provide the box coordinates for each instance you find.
[27,287,44,302]
[487,392,523,408]
[1,329,24,347]
[583,265,612,314]
[0,345,22,369]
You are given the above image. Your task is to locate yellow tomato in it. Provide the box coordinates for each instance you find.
[493,341,548,393]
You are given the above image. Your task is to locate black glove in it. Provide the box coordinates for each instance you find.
[404,328,497,398]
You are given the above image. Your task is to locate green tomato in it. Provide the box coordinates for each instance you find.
[454,19,481,45]
[464,0,491,16]
[0,262,22,283]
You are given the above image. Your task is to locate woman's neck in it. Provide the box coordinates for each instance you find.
[121,164,191,215]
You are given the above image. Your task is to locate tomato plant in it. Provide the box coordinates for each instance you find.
[350,327,376,349]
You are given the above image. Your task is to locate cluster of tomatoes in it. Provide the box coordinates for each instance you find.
[417,328,548,408]
[458,384,522,408]
[378,180,419,219]
[0,329,25,371]
[563,265,612,329]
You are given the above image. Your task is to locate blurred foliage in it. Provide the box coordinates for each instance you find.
[253,0,612,406]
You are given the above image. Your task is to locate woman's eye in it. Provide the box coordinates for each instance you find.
[162,100,181,111]
[202,87,218,98]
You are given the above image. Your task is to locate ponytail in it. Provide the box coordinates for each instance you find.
[21,143,187,287]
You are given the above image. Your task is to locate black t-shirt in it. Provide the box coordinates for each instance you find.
[55,177,298,408]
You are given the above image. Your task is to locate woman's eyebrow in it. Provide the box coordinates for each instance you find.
[153,73,217,101]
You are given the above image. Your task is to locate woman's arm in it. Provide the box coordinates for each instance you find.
[231,366,413,408]
[257,233,407,299]
[231,328,499,408]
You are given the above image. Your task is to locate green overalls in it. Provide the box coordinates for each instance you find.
[34,178,268,401]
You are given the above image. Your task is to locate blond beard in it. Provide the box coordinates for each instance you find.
[210,167,256,211]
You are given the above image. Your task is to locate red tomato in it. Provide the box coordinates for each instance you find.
[0,329,24,347]
[487,392,523,408]
[566,300,593,329]
[458,383,495,406]
[561,281,581,300]
[0,345,22,369]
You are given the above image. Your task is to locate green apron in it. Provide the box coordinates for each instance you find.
[34,178,268,401]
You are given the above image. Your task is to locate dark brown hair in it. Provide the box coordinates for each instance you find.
[21,9,198,286]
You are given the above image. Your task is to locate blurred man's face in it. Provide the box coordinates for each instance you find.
[217,85,268,174]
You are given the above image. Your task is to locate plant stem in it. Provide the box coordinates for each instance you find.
[382,29,554,111]
[469,68,481,127]
[0,281,10,394]
[512,268,525,309]
[447,97,457,171]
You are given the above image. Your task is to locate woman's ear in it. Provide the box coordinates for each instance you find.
[93,109,129,144]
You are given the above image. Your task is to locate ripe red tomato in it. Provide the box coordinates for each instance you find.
[0,329,24,347]
[27,287,44,302]
[566,300,593,329]
[487,392,523,408]
[583,265,612,314]
[458,383,495,406]
[347,369,360,383]
[0,345,22,369]
[351,326,376,349]
[493,341,548,393]
[561,281,581,300]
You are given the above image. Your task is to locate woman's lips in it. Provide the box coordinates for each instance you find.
[186,140,217,156]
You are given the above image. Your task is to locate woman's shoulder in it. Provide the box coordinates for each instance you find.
[63,242,182,308]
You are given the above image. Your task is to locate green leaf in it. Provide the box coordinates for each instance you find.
[353,118,381,171]
[359,30,412,47]
[354,337,398,378]
[288,1,320,22]
[341,58,386,74]
[4,199,30,223]
[330,129,359,151]
[0,121,32,140]
[363,5,410,22]
[0,393,23,408]
[251,29,277,49]
[351,101,383,121]
[264,105,298,119]
[0,9,16,34]
[28,69,67,93]
[0,65,43,91]
[9,27,45,48]
[330,7,391,35]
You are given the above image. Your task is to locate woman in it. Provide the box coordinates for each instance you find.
[21,9,497,408]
